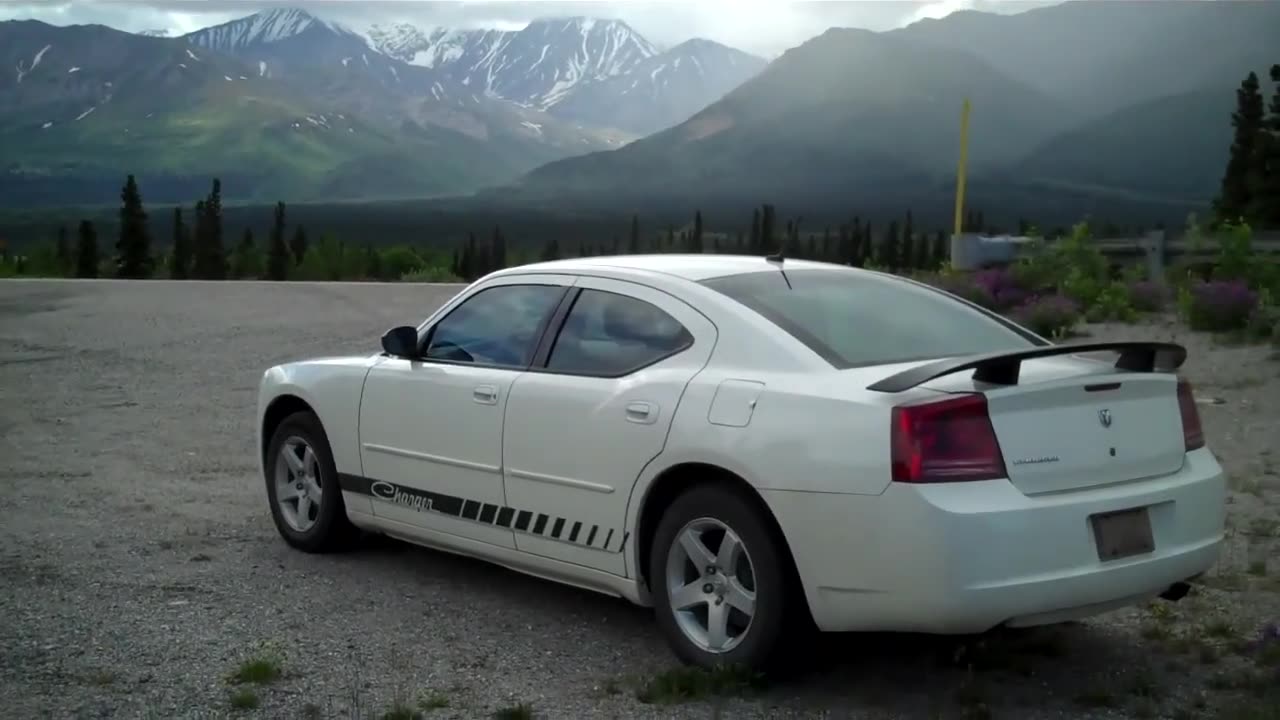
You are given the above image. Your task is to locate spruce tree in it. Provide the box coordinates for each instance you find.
[880,221,900,271]
[759,204,775,255]
[749,208,761,254]
[115,175,153,278]
[1254,64,1280,227]
[932,230,948,270]
[692,211,704,253]
[170,207,191,280]
[54,225,70,277]
[1214,71,1266,224]
[231,228,256,279]
[201,179,226,279]
[363,244,382,280]
[628,214,640,253]
[291,225,309,269]
[75,219,98,278]
[541,237,560,261]
[492,226,507,270]
[266,202,289,281]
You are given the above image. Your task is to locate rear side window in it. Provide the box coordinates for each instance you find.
[545,289,693,376]
[701,268,1043,368]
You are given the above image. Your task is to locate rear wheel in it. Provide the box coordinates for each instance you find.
[649,484,797,672]
[264,411,356,553]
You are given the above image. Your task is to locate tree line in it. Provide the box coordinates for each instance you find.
[1214,63,1280,229]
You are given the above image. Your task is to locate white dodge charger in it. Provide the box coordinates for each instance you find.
[256,254,1225,670]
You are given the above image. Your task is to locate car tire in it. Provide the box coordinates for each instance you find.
[649,482,800,673]
[263,410,357,553]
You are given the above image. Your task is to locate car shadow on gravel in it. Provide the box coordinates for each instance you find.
[329,532,1173,716]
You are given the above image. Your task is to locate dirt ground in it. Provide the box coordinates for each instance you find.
[1,279,1277,720]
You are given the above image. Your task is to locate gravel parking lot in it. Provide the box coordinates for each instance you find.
[1,279,1277,720]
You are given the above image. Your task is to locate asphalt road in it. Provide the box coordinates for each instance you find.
[1,279,1276,720]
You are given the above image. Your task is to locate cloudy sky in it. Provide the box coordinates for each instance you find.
[0,0,1059,55]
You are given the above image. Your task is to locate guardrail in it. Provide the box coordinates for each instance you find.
[950,231,1280,276]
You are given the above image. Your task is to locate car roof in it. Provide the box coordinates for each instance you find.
[496,253,845,283]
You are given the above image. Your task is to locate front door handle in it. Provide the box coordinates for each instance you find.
[625,401,658,424]
[473,385,498,405]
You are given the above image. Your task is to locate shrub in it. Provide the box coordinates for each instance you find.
[922,273,998,310]
[1127,280,1169,313]
[1010,295,1082,338]
[1184,280,1259,332]
[972,267,1031,310]
[1085,282,1138,323]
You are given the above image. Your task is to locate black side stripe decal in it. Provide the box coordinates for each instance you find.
[339,474,623,553]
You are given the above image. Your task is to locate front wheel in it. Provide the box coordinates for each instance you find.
[649,484,798,672]
[263,410,357,553]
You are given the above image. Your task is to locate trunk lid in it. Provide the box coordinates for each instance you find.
[924,356,1187,495]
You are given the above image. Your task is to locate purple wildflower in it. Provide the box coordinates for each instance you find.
[1187,280,1258,332]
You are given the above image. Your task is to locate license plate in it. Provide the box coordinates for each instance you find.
[1090,507,1155,561]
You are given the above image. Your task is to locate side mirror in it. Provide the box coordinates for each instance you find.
[381,326,420,359]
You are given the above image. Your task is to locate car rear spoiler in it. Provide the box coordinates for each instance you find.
[866,341,1188,393]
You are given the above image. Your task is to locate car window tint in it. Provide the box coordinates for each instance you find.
[546,289,693,376]
[701,268,1043,368]
[425,284,564,368]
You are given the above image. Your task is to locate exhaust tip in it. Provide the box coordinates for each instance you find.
[1159,581,1192,602]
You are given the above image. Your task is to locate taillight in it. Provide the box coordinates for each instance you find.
[890,393,1007,483]
[1176,379,1204,451]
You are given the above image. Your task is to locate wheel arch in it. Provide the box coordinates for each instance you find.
[632,461,810,620]
[260,394,319,465]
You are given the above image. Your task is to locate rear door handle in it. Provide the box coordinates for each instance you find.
[473,385,498,405]
[625,401,658,424]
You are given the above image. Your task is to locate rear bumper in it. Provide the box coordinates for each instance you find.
[765,448,1226,634]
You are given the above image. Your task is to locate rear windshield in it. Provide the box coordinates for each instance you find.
[701,268,1045,368]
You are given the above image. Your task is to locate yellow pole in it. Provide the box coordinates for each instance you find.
[952,98,971,239]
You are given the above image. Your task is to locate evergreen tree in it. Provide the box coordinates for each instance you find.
[759,204,775,254]
[290,221,309,266]
[266,202,289,281]
[290,225,309,268]
[879,221,900,271]
[492,226,507,270]
[1254,64,1280,227]
[114,175,153,278]
[170,208,191,280]
[691,210,704,253]
[75,219,98,278]
[192,180,226,279]
[932,230,948,270]
[54,225,71,277]
[822,226,833,262]
[666,224,675,251]
[230,228,257,279]
[461,233,478,279]
[900,211,916,271]
[628,214,640,253]
[1215,71,1266,224]
[749,208,761,253]
[541,237,560,261]
[363,244,382,280]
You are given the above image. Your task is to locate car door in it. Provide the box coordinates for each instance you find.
[501,276,717,575]
[358,276,572,549]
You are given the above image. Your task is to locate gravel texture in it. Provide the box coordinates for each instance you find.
[1,279,1277,720]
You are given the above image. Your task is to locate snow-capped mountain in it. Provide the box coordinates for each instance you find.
[549,38,768,134]
[366,16,660,109]
[138,29,170,38]
[185,7,361,53]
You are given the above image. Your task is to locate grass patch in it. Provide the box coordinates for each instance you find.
[229,688,260,710]
[1206,619,1237,639]
[228,654,282,685]
[87,670,117,686]
[1075,688,1119,708]
[381,703,422,720]
[1249,560,1268,577]
[634,664,764,705]
[1128,668,1159,699]
[491,703,533,720]
[418,691,450,711]
[1248,519,1279,537]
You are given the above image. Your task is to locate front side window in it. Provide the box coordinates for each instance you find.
[545,289,693,376]
[701,268,1043,368]
[425,284,565,368]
